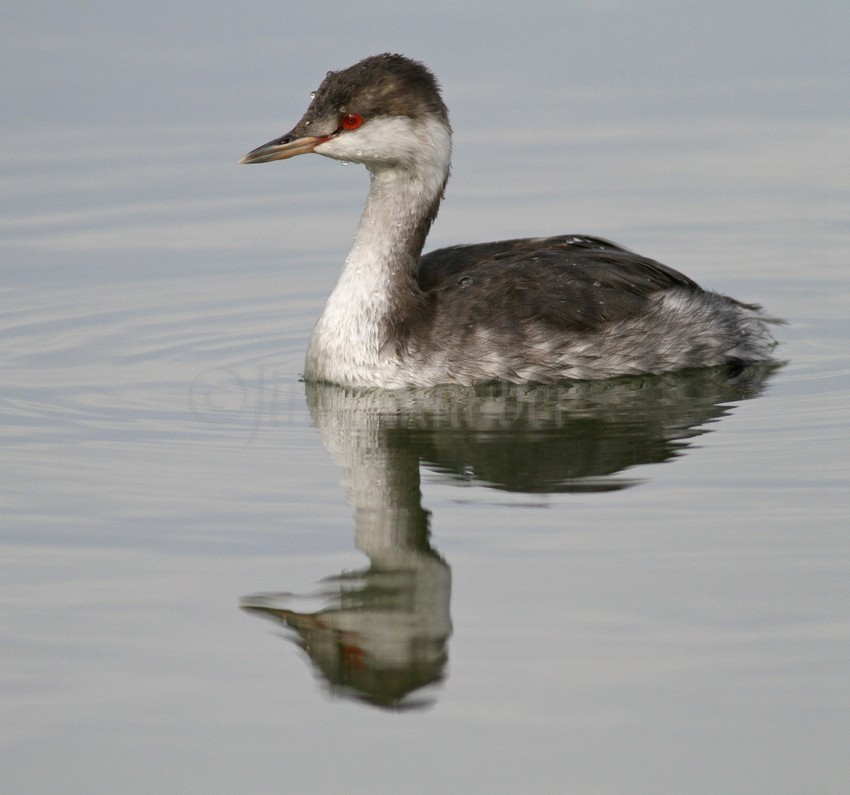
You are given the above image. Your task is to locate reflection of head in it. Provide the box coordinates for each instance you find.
[243,555,451,709]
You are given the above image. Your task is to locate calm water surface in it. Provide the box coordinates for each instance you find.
[2,3,849,793]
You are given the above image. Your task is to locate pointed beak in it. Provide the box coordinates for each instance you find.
[239,131,328,164]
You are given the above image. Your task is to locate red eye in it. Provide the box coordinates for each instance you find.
[341,112,364,130]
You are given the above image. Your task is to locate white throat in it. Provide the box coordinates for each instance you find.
[304,115,451,387]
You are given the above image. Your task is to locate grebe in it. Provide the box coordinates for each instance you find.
[241,53,775,388]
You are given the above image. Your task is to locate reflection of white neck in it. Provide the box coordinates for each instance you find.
[304,117,451,388]
[307,384,452,665]
[307,387,443,570]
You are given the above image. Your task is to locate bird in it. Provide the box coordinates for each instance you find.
[240,53,776,389]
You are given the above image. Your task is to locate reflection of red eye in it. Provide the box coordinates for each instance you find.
[341,112,364,130]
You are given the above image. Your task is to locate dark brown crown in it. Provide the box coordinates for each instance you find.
[299,53,449,131]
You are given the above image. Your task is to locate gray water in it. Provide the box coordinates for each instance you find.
[2,2,849,793]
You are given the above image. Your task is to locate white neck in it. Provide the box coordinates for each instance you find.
[304,116,451,387]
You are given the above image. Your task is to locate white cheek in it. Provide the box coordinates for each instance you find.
[315,124,390,163]
[314,116,450,170]
[314,136,351,162]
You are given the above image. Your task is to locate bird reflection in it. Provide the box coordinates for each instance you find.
[241,363,779,709]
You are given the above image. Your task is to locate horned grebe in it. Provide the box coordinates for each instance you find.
[241,53,776,388]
